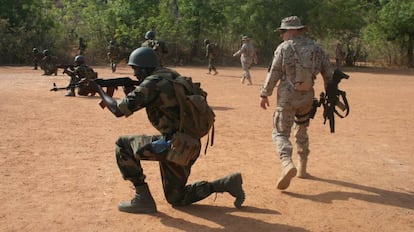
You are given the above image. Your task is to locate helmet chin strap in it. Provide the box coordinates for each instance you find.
[133,67,152,83]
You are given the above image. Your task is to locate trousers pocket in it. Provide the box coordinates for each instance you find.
[166,132,201,166]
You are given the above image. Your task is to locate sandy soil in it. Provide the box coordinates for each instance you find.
[0,64,413,232]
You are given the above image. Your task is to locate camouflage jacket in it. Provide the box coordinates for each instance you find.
[233,41,256,62]
[116,68,180,136]
[107,45,119,57]
[75,64,96,80]
[260,35,332,98]
[205,43,216,59]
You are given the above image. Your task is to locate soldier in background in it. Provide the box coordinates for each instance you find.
[64,55,97,97]
[233,36,257,85]
[204,39,218,75]
[40,49,58,76]
[335,43,345,67]
[107,40,120,73]
[78,37,87,55]
[32,48,43,70]
[141,30,168,67]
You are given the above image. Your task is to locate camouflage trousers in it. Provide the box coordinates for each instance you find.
[240,59,253,84]
[272,95,313,160]
[208,57,217,73]
[115,134,213,206]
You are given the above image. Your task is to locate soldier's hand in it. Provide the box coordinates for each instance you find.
[260,96,269,110]
[88,80,100,92]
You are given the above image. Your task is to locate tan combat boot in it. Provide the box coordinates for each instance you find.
[297,157,308,178]
[277,157,297,190]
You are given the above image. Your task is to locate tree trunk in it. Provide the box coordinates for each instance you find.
[407,34,413,67]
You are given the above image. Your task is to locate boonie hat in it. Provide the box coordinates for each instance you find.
[241,35,250,41]
[275,16,306,32]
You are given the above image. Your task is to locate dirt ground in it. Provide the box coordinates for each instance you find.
[0,64,413,232]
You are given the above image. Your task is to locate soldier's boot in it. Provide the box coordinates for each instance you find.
[65,90,75,97]
[118,183,157,214]
[277,157,297,190]
[241,76,246,84]
[297,157,308,178]
[210,172,245,208]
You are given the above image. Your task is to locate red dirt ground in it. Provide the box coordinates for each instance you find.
[0,64,413,232]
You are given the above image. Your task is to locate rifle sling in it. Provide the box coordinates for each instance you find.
[334,90,350,118]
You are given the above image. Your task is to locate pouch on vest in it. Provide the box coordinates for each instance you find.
[166,132,201,166]
[291,43,315,92]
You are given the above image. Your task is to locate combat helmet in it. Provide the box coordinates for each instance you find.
[128,47,158,68]
[204,39,210,45]
[145,31,155,40]
[74,55,85,65]
[43,49,49,56]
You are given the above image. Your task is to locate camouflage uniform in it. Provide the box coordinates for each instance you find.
[205,41,218,75]
[78,37,87,55]
[32,48,43,70]
[260,31,332,183]
[107,42,120,72]
[40,53,58,75]
[233,36,257,85]
[65,64,97,96]
[141,40,168,67]
[335,43,345,67]
[115,68,214,206]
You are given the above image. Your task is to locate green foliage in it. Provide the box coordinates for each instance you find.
[0,0,412,67]
[363,0,414,66]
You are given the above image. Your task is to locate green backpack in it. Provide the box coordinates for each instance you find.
[174,76,215,137]
[158,73,215,152]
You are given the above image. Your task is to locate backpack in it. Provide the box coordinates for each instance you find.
[172,76,215,140]
[157,73,215,153]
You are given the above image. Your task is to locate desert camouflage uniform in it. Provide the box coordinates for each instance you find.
[260,35,332,164]
[115,68,213,206]
[233,39,257,84]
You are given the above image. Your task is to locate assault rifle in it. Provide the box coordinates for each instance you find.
[310,69,350,133]
[50,77,140,108]
[56,64,76,74]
